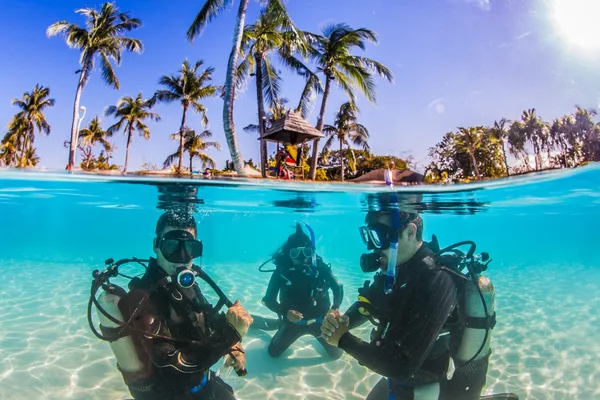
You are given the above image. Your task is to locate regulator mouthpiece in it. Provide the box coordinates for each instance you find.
[360,252,386,273]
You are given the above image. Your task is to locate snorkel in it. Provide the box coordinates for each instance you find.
[384,169,397,294]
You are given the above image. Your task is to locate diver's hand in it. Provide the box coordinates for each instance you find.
[224,343,246,371]
[321,312,349,347]
[226,300,253,337]
[287,310,304,323]
[320,310,340,336]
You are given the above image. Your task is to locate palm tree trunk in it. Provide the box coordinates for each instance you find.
[339,138,344,182]
[67,64,89,171]
[309,74,332,180]
[190,153,193,176]
[178,105,188,174]
[501,144,509,176]
[86,146,92,170]
[123,124,133,174]
[255,52,268,178]
[222,0,249,177]
[470,150,480,178]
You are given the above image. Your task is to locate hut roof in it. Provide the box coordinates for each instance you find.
[260,110,324,144]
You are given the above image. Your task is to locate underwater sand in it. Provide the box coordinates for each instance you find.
[1,259,599,400]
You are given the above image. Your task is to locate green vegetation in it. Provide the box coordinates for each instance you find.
[2,1,599,184]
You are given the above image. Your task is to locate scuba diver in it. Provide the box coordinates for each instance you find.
[320,209,519,400]
[254,222,344,359]
[88,210,253,400]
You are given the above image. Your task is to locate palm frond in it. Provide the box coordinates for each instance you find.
[187,0,230,41]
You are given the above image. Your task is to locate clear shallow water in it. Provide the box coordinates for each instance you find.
[0,165,599,400]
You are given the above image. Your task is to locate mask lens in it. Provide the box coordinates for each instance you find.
[369,229,382,249]
[184,240,204,258]
[290,247,312,259]
[359,226,370,245]
[161,239,180,256]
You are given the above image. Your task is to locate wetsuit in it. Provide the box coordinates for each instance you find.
[117,258,241,400]
[261,255,344,358]
[340,244,459,399]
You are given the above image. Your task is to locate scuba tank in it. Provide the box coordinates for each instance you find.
[96,287,146,376]
[454,273,495,365]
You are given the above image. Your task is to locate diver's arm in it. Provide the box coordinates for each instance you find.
[338,270,458,381]
[261,270,283,317]
[323,262,344,310]
[344,302,369,329]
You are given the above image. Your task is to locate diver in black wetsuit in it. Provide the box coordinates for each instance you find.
[321,210,511,400]
[116,211,254,400]
[258,222,344,359]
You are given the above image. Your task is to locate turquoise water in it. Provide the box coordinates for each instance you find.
[1,166,599,400]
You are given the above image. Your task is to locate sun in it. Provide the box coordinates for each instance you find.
[553,0,600,51]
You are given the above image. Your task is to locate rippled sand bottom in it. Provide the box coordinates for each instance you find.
[1,260,599,400]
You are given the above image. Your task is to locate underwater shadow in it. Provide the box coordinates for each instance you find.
[243,343,341,378]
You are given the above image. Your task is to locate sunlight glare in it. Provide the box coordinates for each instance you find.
[553,0,600,51]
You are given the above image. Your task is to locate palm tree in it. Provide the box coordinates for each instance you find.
[321,102,370,181]
[507,121,530,171]
[78,116,113,169]
[572,105,600,162]
[188,0,256,176]
[455,126,485,178]
[105,94,160,174]
[236,2,320,177]
[0,131,19,167]
[305,24,394,180]
[12,84,55,166]
[488,118,510,176]
[164,128,221,174]
[153,60,219,174]
[47,2,143,171]
[518,108,547,170]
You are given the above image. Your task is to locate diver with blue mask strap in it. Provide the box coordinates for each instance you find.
[253,222,344,359]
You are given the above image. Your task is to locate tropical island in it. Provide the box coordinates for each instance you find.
[2,1,599,185]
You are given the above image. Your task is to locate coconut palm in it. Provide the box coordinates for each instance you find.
[236,3,320,177]
[517,108,547,170]
[153,59,219,174]
[11,84,55,166]
[47,2,143,170]
[305,23,394,180]
[105,94,160,174]
[455,126,485,178]
[572,105,600,162]
[164,128,221,174]
[188,0,257,176]
[321,102,370,182]
[78,116,113,169]
[488,118,510,176]
[0,131,19,167]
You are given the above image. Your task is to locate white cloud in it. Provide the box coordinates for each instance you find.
[428,98,446,114]
[455,0,491,11]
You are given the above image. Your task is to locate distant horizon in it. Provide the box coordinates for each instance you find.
[2,0,600,173]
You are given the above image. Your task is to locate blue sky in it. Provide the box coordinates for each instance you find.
[2,0,600,172]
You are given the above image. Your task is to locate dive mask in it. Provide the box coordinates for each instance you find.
[290,247,313,259]
[159,230,203,264]
[359,223,396,250]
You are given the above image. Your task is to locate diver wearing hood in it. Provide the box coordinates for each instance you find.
[113,211,253,400]
[259,222,344,359]
[320,210,509,400]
